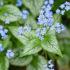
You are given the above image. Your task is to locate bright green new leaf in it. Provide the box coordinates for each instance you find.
[26,55,47,70]
[22,0,44,16]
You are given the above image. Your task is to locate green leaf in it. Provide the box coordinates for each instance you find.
[22,0,44,16]
[41,29,62,56]
[9,26,29,45]
[0,55,9,70]
[9,26,42,57]
[25,16,38,29]
[0,37,11,49]
[26,55,47,70]
[10,56,33,66]
[19,39,42,57]
[0,5,22,23]
[53,14,61,25]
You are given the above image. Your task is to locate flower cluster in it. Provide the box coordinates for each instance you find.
[0,25,8,39]
[36,0,54,40]
[56,1,70,15]
[18,26,31,36]
[55,23,65,33]
[38,0,54,26]
[44,60,54,70]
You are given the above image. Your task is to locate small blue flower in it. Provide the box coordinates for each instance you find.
[18,26,23,35]
[23,26,31,32]
[44,60,54,70]
[64,1,70,6]
[6,50,14,58]
[41,27,47,35]
[55,23,65,33]
[60,4,65,9]
[60,10,65,15]
[16,0,22,7]
[46,4,52,11]
[49,0,54,5]
[56,9,61,14]
[65,5,70,11]
[0,44,4,52]
[44,1,48,5]
[0,25,3,30]
[47,60,54,70]
[4,19,10,24]
[22,10,29,20]
[0,25,8,39]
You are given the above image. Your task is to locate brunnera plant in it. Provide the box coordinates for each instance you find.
[0,0,70,70]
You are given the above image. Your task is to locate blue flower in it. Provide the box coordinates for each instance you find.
[4,19,10,24]
[60,10,65,15]
[64,1,70,6]
[60,4,65,9]
[65,5,70,11]
[44,60,54,70]
[6,50,14,59]
[56,9,61,14]
[49,0,54,5]
[47,60,54,70]
[18,26,23,35]
[0,44,4,52]
[37,0,54,40]
[44,1,48,5]
[0,25,8,39]
[56,1,70,15]
[18,26,31,36]
[16,0,22,7]
[22,10,29,20]
[55,23,65,33]
[0,25,3,30]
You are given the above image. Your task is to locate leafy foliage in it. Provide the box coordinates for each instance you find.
[0,0,70,70]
